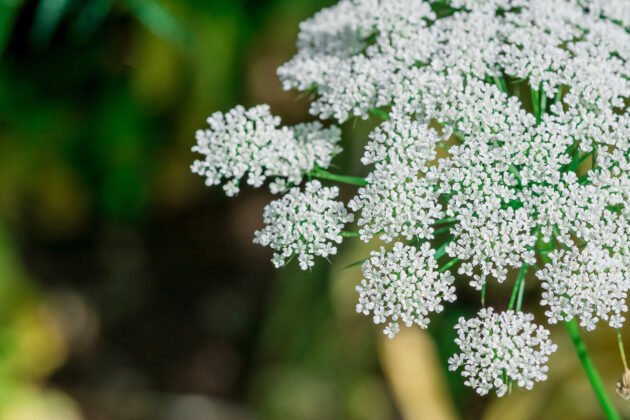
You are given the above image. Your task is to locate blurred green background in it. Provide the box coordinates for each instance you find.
[1,1,629,419]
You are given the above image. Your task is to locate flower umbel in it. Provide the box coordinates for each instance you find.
[356,242,456,338]
[538,245,630,331]
[193,0,630,411]
[191,104,341,196]
[448,308,557,397]
[253,180,353,270]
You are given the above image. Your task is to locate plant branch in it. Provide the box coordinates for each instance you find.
[310,168,368,187]
[566,320,620,420]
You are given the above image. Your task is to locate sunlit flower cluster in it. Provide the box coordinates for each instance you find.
[538,245,630,331]
[449,308,557,397]
[193,0,630,399]
[191,104,341,196]
[253,180,353,270]
[356,242,456,338]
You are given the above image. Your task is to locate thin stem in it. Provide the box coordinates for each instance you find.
[433,236,454,260]
[433,217,458,226]
[310,168,367,187]
[566,320,620,420]
[343,259,365,270]
[516,269,527,311]
[438,257,460,273]
[481,283,487,307]
[508,164,522,185]
[553,85,564,105]
[368,108,390,121]
[508,264,528,311]
[531,88,541,124]
[493,75,508,93]
[617,330,629,371]
[340,231,360,238]
[433,225,452,236]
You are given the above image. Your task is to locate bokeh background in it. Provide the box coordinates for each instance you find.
[1,0,630,419]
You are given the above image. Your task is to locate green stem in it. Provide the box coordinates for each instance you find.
[433,217,458,225]
[617,330,628,371]
[310,168,367,187]
[516,271,527,311]
[531,88,541,123]
[493,75,508,93]
[508,164,523,186]
[340,231,359,238]
[368,108,390,121]
[438,257,460,273]
[433,225,452,236]
[433,236,454,261]
[508,264,528,310]
[566,320,620,420]
[553,85,564,105]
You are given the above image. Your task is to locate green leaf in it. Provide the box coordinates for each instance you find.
[0,0,24,56]
[69,0,113,42]
[29,0,74,49]
[125,0,189,48]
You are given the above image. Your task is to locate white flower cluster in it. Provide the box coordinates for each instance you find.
[278,0,437,121]
[448,309,557,397]
[537,245,630,331]
[279,0,630,121]
[356,242,456,338]
[193,0,630,399]
[349,118,444,243]
[191,105,341,196]
[253,180,353,270]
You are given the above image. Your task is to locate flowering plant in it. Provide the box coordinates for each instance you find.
[192,0,630,416]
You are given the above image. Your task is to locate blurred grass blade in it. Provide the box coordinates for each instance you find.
[69,0,112,43]
[0,0,25,56]
[125,0,189,48]
[29,0,74,49]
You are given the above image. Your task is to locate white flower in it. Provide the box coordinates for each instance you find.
[191,105,341,196]
[277,0,436,121]
[449,308,557,397]
[253,180,354,270]
[537,244,630,330]
[448,207,537,289]
[361,116,441,175]
[348,117,445,242]
[349,170,443,243]
[356,242,457,338]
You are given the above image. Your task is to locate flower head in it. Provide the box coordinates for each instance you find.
[191,105,341,196]
[356,242,457,338]
[538,244,630,330]
[253,180,354,270]
[449,308,557,396]
[194,0,630,400]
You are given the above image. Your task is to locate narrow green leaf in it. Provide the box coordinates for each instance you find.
[69,0,113,42]
[30,0,73,49]
[125,0,189,48]
[0,0,23,56]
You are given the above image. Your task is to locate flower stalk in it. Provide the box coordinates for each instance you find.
[565,320,620,420]
[310,167,367,187]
